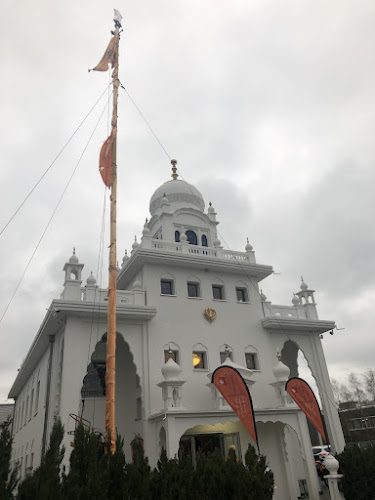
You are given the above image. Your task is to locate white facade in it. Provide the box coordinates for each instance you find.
[9,165,345,499]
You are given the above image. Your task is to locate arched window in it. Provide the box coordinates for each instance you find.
[175,230,180,242]
[244,345,260,370]
[186,230,198,245]
[201,235,208,247]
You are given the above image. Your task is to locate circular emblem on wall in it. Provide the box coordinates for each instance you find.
[204,307,217,323]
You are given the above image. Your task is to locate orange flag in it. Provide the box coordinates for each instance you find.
[285,377,327,443]
[92,36,116,72]
[99,129,116,187]
[212,365,259,452]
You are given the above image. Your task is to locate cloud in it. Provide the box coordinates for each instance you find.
[1,0,375,401]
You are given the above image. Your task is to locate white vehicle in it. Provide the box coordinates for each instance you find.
[312,445,331,461]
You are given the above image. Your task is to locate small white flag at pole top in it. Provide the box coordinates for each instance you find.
[113,9,122,26]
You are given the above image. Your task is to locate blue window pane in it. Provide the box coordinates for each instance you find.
[175,230,180,242]
[201,235,208,247]
[186,230,198,245]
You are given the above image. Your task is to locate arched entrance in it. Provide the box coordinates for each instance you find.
[80,333,141,456]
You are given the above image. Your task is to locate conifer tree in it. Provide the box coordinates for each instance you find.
[124,438,151,500]
[63,424,105,500]
[99,434,126,500]
[194,449,227,500]
[17,418,65,500]
[0,417,17,500]
[151,447,194,500]
[244,444,274,500]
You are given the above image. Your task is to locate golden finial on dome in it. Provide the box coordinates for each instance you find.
[171,159,178,180]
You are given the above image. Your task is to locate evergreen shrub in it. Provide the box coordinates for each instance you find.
[14,422,274,500]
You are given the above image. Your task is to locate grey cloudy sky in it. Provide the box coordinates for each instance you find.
[0,0,374,402]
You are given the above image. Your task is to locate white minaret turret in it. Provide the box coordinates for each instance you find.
[269,349,291,406]
[157,351,186,410]
[84,271,98,302]
[62,248,84,300]
[295,277,318,319]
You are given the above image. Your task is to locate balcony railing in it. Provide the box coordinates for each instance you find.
[149,238,255,263]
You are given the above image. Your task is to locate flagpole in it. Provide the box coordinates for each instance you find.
[106,16,121,454]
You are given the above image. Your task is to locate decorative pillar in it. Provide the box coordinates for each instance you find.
[324,454,345,500]
[269,352,291,406]
[62,248,84,301]
[141,219,152,248]
[84,272,98,302]
[157,357,186,409]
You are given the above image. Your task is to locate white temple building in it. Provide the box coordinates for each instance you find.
[9,162,345,499]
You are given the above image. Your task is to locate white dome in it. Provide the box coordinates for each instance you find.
[292,294,300,305]
[86,272,97,286]
[69,248,79,264]
[161,357,182,380]
[272,360,290,382]
[149,179,205,216]
[300,277,309,290]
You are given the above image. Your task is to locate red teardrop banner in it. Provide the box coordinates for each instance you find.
[285,377,327,443]
[212,365,259,452]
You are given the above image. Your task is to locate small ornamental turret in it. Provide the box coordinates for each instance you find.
[86,271,97,286]
[295,276,318,319]
[62,248,84,301]
[160,192,169,207]
[207,201,219,226]
[85,271,98,302]
[245,238,253,252]
[269,350,291,406]
[121,249,129,268]
[131,236,140,254]
[292,293,300,306]
[244,238,256,263]
[157,354,186,410]
[141,218,151,248]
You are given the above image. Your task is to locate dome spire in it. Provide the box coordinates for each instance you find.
[171,159,178,180]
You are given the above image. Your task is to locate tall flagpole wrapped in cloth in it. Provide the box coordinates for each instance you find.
[92,9,122,453]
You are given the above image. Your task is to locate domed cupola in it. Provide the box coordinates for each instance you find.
[149,159,205,216]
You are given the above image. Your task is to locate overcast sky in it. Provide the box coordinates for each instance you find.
[0,0,374,402]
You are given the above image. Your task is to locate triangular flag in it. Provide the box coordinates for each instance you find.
[92,36,116,72]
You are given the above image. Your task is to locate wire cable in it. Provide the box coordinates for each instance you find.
[120,84,171,161]
[0,93,113,326]
[0,83,112,238]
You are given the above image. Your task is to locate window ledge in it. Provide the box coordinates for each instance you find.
[213,299,227,302]
[160,294,177,297]
[236,301,250,304]
[187,296,203,300]
[193,368,210,372]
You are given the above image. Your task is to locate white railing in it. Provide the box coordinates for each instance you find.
[149,239,253,261]
[81,288,136,305]
[188,246,217,257]
[152,241,182,253]
[221,250,251,262]
[264,305,298,319]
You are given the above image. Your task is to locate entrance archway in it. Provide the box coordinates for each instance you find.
[80,333,141,456]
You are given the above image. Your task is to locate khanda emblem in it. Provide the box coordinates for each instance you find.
[204,307,217,323]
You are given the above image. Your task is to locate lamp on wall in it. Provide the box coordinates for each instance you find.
[193,353,201,367]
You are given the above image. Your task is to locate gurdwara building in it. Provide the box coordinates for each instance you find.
[9,164,345,499]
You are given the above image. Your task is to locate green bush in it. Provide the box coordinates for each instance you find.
[337,445,375,500]
[0,417,17,500]
[16,423,274,500]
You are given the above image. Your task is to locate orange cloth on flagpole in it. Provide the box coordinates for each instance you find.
[92,36,116,72]
[99,129,116,187]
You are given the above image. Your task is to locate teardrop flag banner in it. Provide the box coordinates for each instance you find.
[285,377,327,443]
[212,365,259,453]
